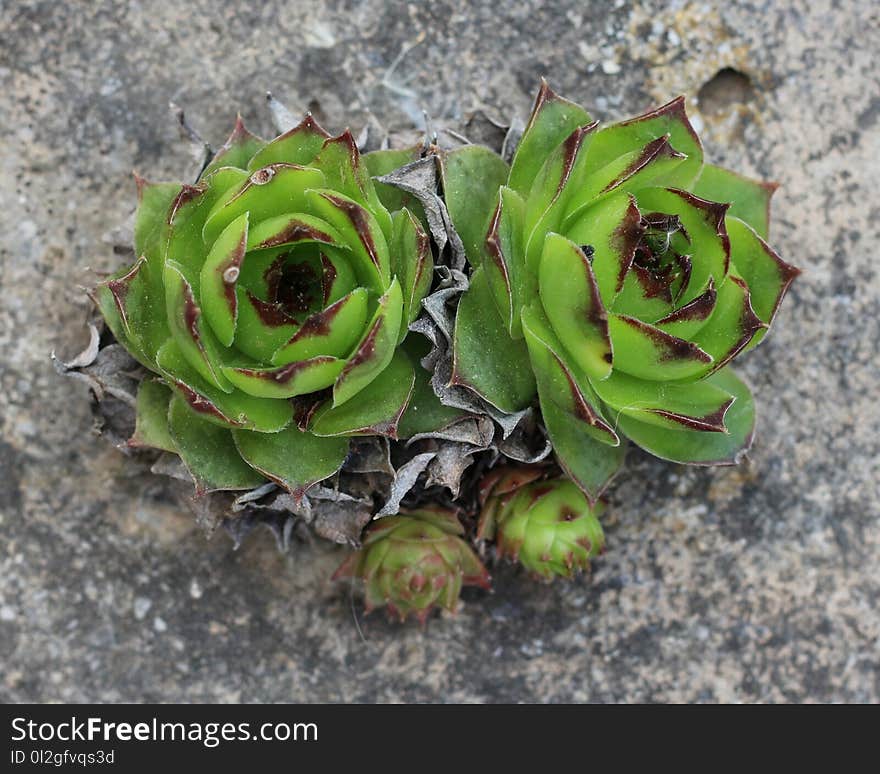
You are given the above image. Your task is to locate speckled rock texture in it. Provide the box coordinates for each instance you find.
[1,0,877,703]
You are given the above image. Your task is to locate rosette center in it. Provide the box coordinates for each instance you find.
[266,251,321,321]
[633,211,692,301]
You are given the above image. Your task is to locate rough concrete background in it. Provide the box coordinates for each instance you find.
[1,0,878,702]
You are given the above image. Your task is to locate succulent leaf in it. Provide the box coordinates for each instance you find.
[440,145,510,265]
[390,208,433,334]
[690,275,765,374]
[169,176,247,282]
[540,397,627,502]
[563,191,642,306]
[363,146,425,215]
[537,233,612,381]
[203,165,325,245]
[310,350,415,438]
[167,394,266,491]
[245,212,345,252]
[606,314,713,380]
[221,354,346,399]
[522,122,597,272]
[508,81,593,195]
[565,136,687,218]
[305,189,390,293]
[398,364,470,439]
[129,380,176,452]
[94,256,167,369]
[133,178,185,275]
[520,303,624,500]
[591,370,735,432]
[198,212,249,347]
[230,287,301,362]
[164,260,234,392]
[451,267,536,413]
[270,287,369,364]
[246,114,331,171]
[156,340,294,432]
[332,278,403,406]
[653,279,718,339]
[483,186,532,338]
[232,423,350,495]
[616,367,755,465]
[585,96,703,187]
[521,303,618,447]
[311,131,394,240]
[201,116,265,176]
[693,163,776,239]
[726,216,799,347]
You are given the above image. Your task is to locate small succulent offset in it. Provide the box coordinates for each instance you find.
[72,81,800,623]
[333,509,490,622]
[95,113,436,494]
[477,468,605,580]
[443,82,799,502]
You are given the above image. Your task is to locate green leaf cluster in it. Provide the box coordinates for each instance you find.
[98,115,452,494]
[443,82,799,500]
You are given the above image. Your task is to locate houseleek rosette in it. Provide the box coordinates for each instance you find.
[477,468,604,580]
[442,83,799,500]
[333,509,490,622]
[95,114,436,494]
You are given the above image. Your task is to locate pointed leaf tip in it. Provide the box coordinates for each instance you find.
[618,368,755,466]
[509,82,593,196]
[201,116,266,176]
[229,113,259,144]
[132,171,149,200]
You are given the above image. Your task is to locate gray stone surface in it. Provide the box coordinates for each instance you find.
[1,0,877,702]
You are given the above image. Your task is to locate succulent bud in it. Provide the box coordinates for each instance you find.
[478,468,605,580]
[333,509,491,622]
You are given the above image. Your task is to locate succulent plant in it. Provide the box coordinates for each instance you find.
[333,509,491,622]
[441,83,799,501]
[477,467,605,580]
[95,113,440,494]
[60,83,803,622]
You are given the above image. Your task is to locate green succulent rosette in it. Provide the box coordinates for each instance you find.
[442,83,800,500]
[95,114,438,495]
[477,468,605,580]
[333,509,491,622]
